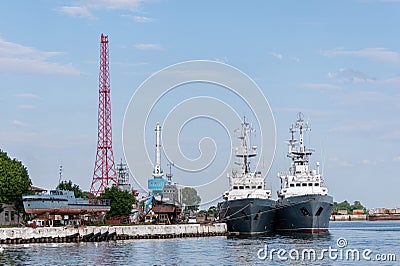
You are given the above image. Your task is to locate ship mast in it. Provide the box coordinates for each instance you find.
[287,112,313,175]
[236,117,256,175]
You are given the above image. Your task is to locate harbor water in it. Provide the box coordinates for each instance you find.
[1,221,399,265]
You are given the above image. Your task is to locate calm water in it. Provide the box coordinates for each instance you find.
[1,221,399,265]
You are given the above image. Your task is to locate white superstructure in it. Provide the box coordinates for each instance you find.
[153,122,164,178]
[223,117,271,201]
[277,113,328,199]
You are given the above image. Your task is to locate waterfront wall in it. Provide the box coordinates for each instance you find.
[330,214,367,221]
[0,223,227,244]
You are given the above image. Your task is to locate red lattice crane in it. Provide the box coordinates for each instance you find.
[90,34,118,196]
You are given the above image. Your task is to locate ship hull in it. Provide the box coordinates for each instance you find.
[24,206,111,215]
[23,196,110,215]
[275,194,333,233]
[219,198,275,235]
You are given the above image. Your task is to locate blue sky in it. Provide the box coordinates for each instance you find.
[1,0,399,208]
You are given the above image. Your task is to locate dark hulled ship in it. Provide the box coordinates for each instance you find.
[275,113,333,233]
[218,118,275,234]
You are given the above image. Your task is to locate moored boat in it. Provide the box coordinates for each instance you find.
[218,117,275,235]
[275,113,333,233]
[23,189,110,215]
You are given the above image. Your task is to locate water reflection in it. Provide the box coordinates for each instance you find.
[0,222,398,265]
[277,231,332,241]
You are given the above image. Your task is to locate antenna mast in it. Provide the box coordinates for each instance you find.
[90,34,118,196]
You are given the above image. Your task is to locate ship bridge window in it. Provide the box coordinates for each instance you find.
[245,186,250,189]
[233,186,238,190]
[302,183,307,187]
[290,184,294,187]
[308,183,313,186]
[315,183,320,186]
[239,186,244,189]
[257,186,262,189]
[252,186,256,189]
[296,183,301,187]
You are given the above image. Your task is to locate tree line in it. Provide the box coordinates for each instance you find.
[333,200,367,214]
[0,150,31,212]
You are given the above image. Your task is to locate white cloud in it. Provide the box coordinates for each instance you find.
[378,76,400,86]
[322,47,400,63]
[213,57,228,63]
[0,38,80,75]
[327,68,376,83]
[57,6,93,18]
[0,38,61,60]
[0,57,80,75]
[270,52,283,60]
[133,15,155,23]
[58,0,145,18]
[328,67,400,86]
[360,159,379,165]
[12,120,28,127]
[17,105,36,109]
[302,83,341,90]
[134,43,162,50]
[15,93,40,99]
[88,0,143,10]
[393,156,400,162]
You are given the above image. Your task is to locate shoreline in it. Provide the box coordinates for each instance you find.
[0,223,227,245]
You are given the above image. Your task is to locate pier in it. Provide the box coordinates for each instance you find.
[0,223,227,245]
[330,214,367,221]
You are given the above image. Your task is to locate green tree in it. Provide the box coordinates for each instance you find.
[0,150,32,212]
[207,206,218,217]
[333,200,351,214]
[350,200,366,214]
[181,187,201,211]
[333,200,366,214]
[100,186,136,219]
[56,180,89,198]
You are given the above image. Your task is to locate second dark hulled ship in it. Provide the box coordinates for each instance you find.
[274,113,333,233]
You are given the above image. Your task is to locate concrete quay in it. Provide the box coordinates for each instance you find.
[330,214,367,221]
[0,223,227,245]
